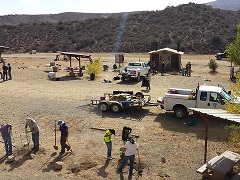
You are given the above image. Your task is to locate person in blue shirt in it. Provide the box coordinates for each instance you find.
[0,123,13,155]
[57,120,71,155]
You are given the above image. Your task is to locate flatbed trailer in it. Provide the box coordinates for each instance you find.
[91,91,159,113]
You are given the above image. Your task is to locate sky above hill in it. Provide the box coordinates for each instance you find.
[1,0,213,15]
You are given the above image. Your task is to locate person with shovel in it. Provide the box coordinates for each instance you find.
[57,120,71,155]
[25,117,40,152]
[118,137,138,177]
[0,123,13,156]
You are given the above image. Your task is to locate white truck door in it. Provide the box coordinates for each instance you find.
[207,92,226,109]
[196,91,208,108]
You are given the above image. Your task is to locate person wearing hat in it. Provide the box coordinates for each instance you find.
[25,117,40,151]
[57,120,70,155]
[118,137,138,177]
[0,123,13,155]
[103,129,115,160]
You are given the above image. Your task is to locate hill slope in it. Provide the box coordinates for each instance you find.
[207,0,240,10]
[1,3,240,54]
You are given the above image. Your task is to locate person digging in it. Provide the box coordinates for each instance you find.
[57,120,71,155]
[25,117,39,152]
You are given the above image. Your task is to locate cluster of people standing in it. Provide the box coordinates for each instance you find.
[103,126,138,178]
[1,62,11,81]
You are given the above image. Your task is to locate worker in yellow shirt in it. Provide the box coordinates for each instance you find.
[104,129,115,160]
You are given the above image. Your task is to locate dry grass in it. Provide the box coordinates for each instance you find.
[0,53,238,180]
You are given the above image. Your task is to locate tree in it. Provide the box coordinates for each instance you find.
[208,59,218,72]
[226,24,240,66]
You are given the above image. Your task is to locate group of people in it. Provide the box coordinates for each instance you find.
[0,63,11,81]
[103,126,138,177]
[0,118,70,156]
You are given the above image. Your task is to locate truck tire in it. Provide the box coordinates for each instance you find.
[99,102,109,112]
[111,103,121,113]
[136,73,140,82]
[216,55,222,60]
[174,106,187,119]
[135,92,144,99]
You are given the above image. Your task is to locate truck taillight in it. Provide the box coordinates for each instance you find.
[100,96,105,100]
[133,70,136,74]
[157,98,164,104]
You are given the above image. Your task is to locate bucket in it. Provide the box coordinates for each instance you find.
[48,72,56,79]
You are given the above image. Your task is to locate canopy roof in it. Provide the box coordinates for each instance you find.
[148,48,184,55]
[60,52,90,59]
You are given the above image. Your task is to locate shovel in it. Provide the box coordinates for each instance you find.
[24,133,30,150]
[53,120,58,150]
[135,137,143,176]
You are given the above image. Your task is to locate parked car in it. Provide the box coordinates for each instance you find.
[215,50,227,60]
[119,62,150,81]
[157,84,238,118]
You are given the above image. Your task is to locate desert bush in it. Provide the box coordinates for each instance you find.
[208,59,218,72]
[86,56,102,75]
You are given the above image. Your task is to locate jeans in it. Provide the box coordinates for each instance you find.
[3,71,7,81]
[105,141,112,157]
[119,155,135,176]
[32,131,39,150]
[60,136,70,153]
[3,136,12,155]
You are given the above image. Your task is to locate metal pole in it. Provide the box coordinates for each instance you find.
[200,113,208,164]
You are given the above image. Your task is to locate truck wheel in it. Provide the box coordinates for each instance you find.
[174,106,187,119]
[135,92,144,99]
[99,102,108,112]
[136,73,140,82]
[121,77,125,81]
[111,103,121,113]
[216,55,221,60]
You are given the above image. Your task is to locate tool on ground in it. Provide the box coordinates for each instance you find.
[67,139,73,154]
[53,120,58,150]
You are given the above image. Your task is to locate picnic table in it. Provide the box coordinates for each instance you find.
[197,151,240,180]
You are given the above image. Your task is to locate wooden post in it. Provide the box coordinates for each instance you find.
[200,113,209,164]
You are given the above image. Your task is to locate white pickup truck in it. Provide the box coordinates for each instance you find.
[119,62,150,81]
[157,85,237,119]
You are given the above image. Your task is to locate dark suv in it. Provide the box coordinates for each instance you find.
[215,50,227,60]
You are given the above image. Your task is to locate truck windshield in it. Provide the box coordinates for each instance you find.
[220,90,232,102]
[128,63,141,66]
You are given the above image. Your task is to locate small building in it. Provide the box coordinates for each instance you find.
[148,48,184,71]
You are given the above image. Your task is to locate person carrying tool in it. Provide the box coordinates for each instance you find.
[118,137,138,177]
[0,123,13,155]
[57,120,70,155]
[25,117,40,151]
[104,129,115,160]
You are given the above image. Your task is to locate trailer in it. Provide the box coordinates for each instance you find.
[91,91,159,113]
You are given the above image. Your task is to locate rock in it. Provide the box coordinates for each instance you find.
[7,155,15,163]
[55,161,63,170]
[29,154,35,159]
[161,156,166,163]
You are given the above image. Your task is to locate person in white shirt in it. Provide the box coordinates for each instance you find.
[118,137,138,176]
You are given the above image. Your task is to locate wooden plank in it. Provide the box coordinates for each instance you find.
[196,163,207,174]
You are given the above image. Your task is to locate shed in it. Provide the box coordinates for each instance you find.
[148,48,184,71]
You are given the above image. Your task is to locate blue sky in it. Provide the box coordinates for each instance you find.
[1,0,213,15]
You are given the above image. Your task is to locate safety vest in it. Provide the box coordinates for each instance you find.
[104,129,112,143]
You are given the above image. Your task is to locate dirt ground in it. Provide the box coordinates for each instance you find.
[0,52,239,180]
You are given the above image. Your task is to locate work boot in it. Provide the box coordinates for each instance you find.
[59,151,65,155]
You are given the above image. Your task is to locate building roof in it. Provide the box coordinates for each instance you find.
[189,108,240,124]
[60,52,90,59]
[148,48,184,55]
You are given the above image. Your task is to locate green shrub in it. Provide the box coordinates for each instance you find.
[86,56,102,75]
[208,59,218,72]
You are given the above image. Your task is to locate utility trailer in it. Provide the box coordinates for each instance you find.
[91,91,159,113]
